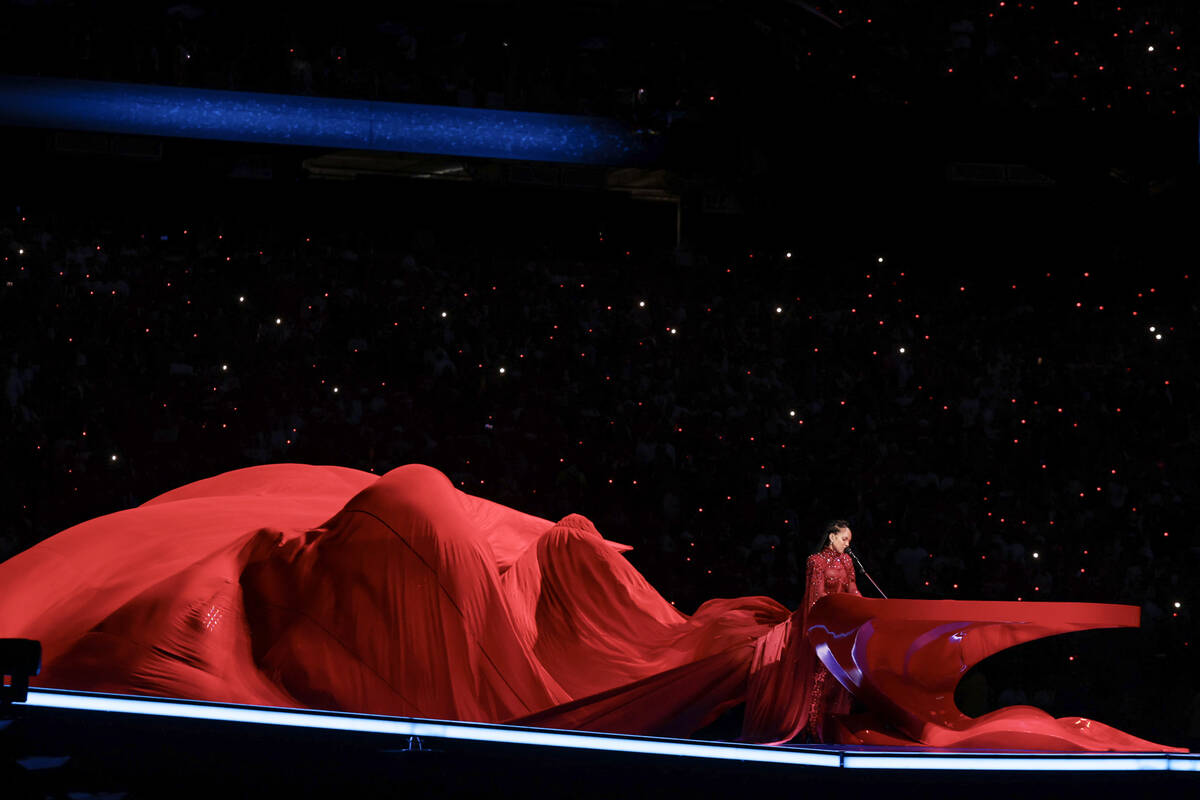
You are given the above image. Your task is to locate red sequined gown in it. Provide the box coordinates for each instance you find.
[804,548,861,741]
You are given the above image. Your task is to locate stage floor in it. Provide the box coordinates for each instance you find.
[3,689,1196,798]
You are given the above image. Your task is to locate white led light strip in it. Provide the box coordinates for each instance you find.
[21,690,839,767]
[20,690,1196,772]
[843,755,1192,772]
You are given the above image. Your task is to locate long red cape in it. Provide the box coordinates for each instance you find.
[0,464,796,739]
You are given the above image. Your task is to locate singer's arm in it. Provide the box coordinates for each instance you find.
[805,555,826,612]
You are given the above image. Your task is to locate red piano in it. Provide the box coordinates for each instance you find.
[806,594,1184,751]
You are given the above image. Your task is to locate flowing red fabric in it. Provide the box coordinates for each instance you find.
[0,463,1184,751]
[0,464,797,736]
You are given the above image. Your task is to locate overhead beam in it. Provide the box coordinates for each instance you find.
[0,76,658,167]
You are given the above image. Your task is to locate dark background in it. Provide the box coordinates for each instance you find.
[2,0,1198,751]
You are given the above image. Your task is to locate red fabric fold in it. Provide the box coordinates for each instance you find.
[0,464,792,737]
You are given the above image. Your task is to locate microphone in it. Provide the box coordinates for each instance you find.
[845,546,888,599]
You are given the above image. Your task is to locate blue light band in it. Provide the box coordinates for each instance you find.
[0,76,656,166]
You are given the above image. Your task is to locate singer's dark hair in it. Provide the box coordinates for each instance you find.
[812,519,851,554]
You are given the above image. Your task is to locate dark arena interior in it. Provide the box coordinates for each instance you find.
[1,2,1199,797]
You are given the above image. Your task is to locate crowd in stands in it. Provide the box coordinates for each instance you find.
[3,1,1196,123]
[1,188,1197,743]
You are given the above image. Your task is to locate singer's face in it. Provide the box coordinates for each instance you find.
[829,527,852,553]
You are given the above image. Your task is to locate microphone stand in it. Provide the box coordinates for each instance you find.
[846,547,888,599]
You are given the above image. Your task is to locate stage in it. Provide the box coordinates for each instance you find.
[3,689,1195,798]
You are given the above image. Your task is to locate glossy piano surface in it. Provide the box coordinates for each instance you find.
[806,595,1184,752]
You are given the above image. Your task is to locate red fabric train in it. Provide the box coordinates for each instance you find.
[0,464,1183,752]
